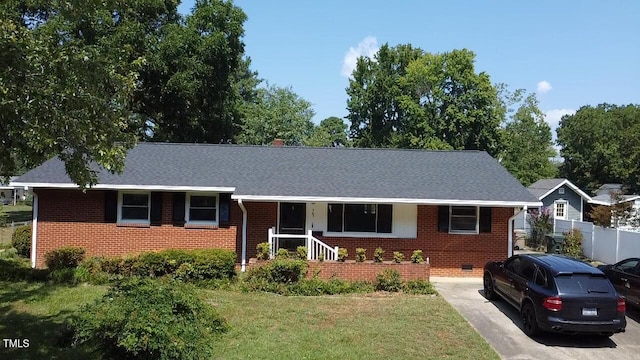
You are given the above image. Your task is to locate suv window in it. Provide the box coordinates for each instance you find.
[504,257,521,273]
[555,273,611,294]
[518,260,536,281]
[534,267,548,287]
[615,259,639,274]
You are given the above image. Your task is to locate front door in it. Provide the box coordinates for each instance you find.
[279,202,306,251]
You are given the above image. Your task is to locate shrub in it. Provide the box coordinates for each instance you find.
[71,278,227,359]
[78,249,237,282]
[527,207,553,248]
[296,246,307,260]
[245,258,308,284]
[375,268,402,292]
[44,247,86,271]
[411,250,424,264]
[317,251,325,262]
[337,248,348,262]
[393,251,404,263]
[374,248,384,263]
[355,248,366,262]
[11,224,31,257]
[403,279,436,295]
[0,247,18,259]
[275,248,290,259]
[562,228,583,258]
[256,242,270,260]
[49,268,78,285]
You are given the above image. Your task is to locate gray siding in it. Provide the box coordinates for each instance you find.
[541,186,583,221]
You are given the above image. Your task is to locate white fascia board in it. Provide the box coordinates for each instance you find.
[10,182,235,192]
[231,194,542,207]
[537,179,592,202]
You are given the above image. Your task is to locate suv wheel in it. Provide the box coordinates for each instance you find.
[521,302,540,337]
[483,273,498,300]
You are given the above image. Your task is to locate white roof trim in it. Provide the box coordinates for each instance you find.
[10,182,235,192]
[536,179,592,201]
[231,194,542,207]
[589,195,640,206]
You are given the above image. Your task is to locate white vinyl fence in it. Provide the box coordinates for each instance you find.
[555,219,640,264]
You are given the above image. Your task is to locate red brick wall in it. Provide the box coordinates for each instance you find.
[318,206,512,277]
[34,190,510,277]
[34,189,245,267]
[306,261,430,282]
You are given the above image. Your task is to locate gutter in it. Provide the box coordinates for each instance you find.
[31,193,38,268]
[508,206,527,258]
[238,199,248,272]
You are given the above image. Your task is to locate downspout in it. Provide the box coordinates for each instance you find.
[31,192,38,268]
[508,205,527,258]
[238,199,248,272]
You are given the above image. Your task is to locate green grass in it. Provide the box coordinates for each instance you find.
[0,281,498,359]
[0,204,32,246]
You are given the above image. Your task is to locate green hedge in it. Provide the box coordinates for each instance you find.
[80,249,237,281]
[11,225,31,258]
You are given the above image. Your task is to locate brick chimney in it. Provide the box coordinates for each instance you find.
[273,138,284,147]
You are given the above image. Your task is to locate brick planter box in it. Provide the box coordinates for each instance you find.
[246,259,430,282]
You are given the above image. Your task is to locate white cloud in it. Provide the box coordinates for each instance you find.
[341,36,379,78]
[537,80,552,94]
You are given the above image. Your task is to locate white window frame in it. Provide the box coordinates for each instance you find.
[117,191,150,224]
[558,187,565,195]
[185,192,219,225]
[449,206,479,234]
[554,200,567,220]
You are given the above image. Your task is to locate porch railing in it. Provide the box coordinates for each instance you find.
[267,228,339,261]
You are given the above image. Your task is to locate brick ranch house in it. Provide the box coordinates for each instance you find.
[12,143,541,277]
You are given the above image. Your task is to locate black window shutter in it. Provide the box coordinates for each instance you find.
[377,204,393,233]
[219,193,231,225]
[327,204,343,232]
[173,192,186,225]
[438,206,449,232]
[480,207,492,233]
[104,191,118,223]
[150,192,163,225]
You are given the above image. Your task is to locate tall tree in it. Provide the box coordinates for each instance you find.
[500,90,557,185]
[0,0,180,186]
[236,85,315,146]
[346,44,424,148]
[136,0,249,143]
[557,104,640,194]
[346,44,504,156]
[0,0,251,186]
[304,117,351,147]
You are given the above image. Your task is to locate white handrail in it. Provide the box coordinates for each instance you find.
[267,228,338,261]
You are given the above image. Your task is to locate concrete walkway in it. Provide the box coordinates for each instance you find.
[432,277,640,360]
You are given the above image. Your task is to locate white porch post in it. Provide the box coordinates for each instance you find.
[268,227,274,259]
[30,193,38,268]
[238,199,248,272]
[307,230,312,260]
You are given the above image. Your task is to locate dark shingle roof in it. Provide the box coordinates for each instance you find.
[527,178,566,198]
[14,143,540,204]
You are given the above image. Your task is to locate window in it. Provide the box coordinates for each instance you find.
[614,259,639,274]
[450,206,478,233]
[554,201,567,219]
[558,187,565,195]
[119,193,150,222]
[186,194,218,223]
[327,203,392,233]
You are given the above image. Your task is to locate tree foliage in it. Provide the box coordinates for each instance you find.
[589,191,636,228]
[0,0,251,187]
[303,116,350,147]
[499,89,557,186]
[346,44,504,156]
[236,85,315,146]
[557,104,640,194]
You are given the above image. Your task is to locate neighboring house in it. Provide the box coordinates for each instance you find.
[527,178,592,221]
[0,176,28,205]
[12,143,540,277]
[588,183,640,231]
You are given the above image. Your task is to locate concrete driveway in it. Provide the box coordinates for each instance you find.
[432,277,640,360]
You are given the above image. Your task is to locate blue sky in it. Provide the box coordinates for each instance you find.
[178,1,639,138]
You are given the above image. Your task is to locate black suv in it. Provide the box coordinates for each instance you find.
[484,254,626,337]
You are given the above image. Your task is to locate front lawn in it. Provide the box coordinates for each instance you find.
[0,281,499,359]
